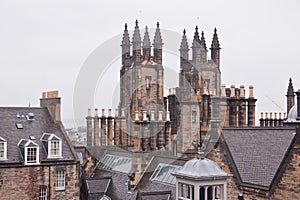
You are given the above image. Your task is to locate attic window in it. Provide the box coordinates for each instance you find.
[0,137,7,160]
[16,123,23,129]
[41,133,62,158]
[18,139,40,165]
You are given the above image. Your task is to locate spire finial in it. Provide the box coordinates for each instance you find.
[135,19,139,27]
[156,21,160,28]
[183,29,186,35]
[214,27,217,34]
[195,26,199,33]
[125,23,128,30]
[201,31,204,37]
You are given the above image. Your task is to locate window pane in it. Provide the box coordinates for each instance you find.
[27,147,37,163]
[55,170,65,190]
[50,141,60,156]
[39,186,47,200]
[0,143,4,158]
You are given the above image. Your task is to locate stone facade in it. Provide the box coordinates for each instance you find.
[0,164,79,200]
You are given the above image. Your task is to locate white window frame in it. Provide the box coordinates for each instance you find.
[48,140,62,158]
[55,170,66,190]
[39,186,47,200]
[25,146,39,165]
[0,137,7,160]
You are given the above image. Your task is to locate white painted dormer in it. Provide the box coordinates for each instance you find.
[0,136,7,160]
[41,133,62,158]
[18,139,40,165]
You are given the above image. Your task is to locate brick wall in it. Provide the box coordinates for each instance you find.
[0,164,80,200]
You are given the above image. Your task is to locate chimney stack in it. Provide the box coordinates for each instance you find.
[295,90,300,120]
[247,86,257,126]
[40,91,61,122]
[94,108,100,146]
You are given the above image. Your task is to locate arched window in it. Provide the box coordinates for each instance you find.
[199,187,205,200]
[208,186,213,200]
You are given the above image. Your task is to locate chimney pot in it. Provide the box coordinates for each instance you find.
[88,108,91,117]
[221,84,226,97]
[102,108,105,117]
[230,85,235,97]
[94,108,98,116]
[108,109,112,117]
[249,85,254,98]
[260,112,264,119]
[240,85,245,98]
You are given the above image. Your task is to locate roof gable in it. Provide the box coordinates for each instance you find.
[222,128,295,188]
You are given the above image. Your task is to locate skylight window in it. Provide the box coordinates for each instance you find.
[99,154,132,174]
[150,163,181,185]
[16,123,23,129]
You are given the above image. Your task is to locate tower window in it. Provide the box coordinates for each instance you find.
[192,110,197,123]
[179,183,194,200]
[145,76,151,90]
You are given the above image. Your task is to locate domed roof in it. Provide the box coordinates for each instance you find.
[286,104,299,122]
[174,158,230,179]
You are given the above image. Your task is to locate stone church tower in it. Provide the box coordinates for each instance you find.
[86,21,257,157]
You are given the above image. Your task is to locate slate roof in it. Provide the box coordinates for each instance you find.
[86,179,111,194]
[222,127,296,189]
[86,147,187,200]
[0,107,77,167]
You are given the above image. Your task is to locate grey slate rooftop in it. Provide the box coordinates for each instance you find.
[222,127,295,188]
[0,107,77,166]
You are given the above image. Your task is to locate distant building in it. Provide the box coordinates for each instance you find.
[0,91,80,200]
[81,21,300,200]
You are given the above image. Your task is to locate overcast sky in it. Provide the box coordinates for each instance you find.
[0,0,299,128]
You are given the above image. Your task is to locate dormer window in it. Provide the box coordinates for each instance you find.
[41,133,62,158]
[0,137,7,160]
[18,139,39,165]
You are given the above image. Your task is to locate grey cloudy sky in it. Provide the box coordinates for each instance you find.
[0,0,299,128]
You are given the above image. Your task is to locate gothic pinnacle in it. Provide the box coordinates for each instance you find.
[143,26,151,48]
[121,23,130,46]
[132,20,141,43]
[180,29,189,50]
[192,26,201,47]
[211,27,220,49]
[200,31,207,51]
[153,21,163,48]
